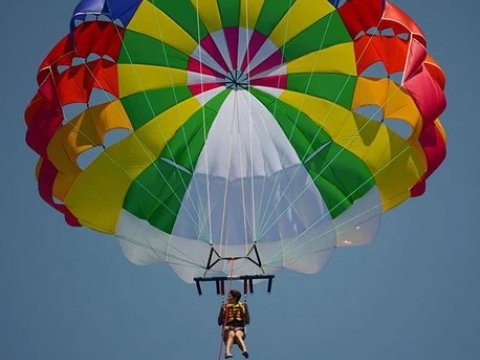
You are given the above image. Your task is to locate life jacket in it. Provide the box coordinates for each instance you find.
[224,302,246,324]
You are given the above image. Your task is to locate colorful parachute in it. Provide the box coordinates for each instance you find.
[25,0,446,282]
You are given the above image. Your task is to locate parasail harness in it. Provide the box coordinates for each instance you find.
[193,243,275,296]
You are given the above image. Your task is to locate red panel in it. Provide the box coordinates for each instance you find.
[248,51,283,78]
[338,0,385,37]
[241,31,267,72]
[250,75,287,89]
[424,58,446,90]
[354,35,408,74]
[55,59,119,104]
[411,122,446,197]
[25,76,63,155]
[188,82,223,95]
[38,36,75,83]
[224,27,239,70]
[38,159,80,226]
[72,21,124,60]
[56,65,93,104]
[381,2,425,45]
[200,35,230,73]
[404,65,446,124]
[91,60,119,96]
[188,57,225,78]
[38,22,124,84]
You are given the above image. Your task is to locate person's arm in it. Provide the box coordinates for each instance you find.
[218,304,225,326]
[243,303,250,325]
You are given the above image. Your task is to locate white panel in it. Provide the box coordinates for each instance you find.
[195,87,226,105]
[188,72,223,84]
[247,38,279,73]
[172,90,336,261]
[334,188,382,247]
[249,64,287,81]
[211,30,233,70]
[252,86,284,98]
[193,90,299,179]
[116,210,211,283]
[116,186,382,282]
[237,27,253,71]
[191,47,227,77]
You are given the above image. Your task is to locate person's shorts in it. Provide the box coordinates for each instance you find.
[223,325,246,340]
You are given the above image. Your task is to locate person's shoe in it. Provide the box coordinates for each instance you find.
[242,351,249,359]
[225,353,233,359]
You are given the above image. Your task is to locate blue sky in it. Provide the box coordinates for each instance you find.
[2,1,479,359]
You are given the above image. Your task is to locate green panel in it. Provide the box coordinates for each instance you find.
[123,89,231,233]
[119,30,189,68]
[251,88,374,218]
[217,0,241,28]
[160,90,231,171]
[282,12,351,61]
[121,86,192,129]
[149,0,209,40]
[255,0,294,36]
[286,73,357,109]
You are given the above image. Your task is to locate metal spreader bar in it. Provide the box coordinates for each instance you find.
[193,274,275,296]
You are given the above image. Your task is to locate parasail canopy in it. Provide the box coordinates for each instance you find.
[25,0,446,283]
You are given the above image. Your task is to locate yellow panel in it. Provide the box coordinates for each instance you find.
[35,159,42,181]
[287,43,357,75]
[269,0,334,48]
[53,172,78,201]
[118,64,188,97]
[64,97,202,233]
[240,0,265,29]
[48,133,81,201]
[353,77,423,140]
[48,128,87,179]
[279,91,426,210]
[190,0,222,32]
[48,101,132,201]
[128,1,197,55]
[435,118,447,143]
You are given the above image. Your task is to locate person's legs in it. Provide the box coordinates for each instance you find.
[235,330,248,358]
[225,329,235,358]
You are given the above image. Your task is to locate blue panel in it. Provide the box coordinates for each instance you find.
[107,0,142,26]
[328,0,342,7]
[71,0,107,27]
[70,0,142,30]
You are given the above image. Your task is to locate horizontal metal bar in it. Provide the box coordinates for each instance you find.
[194,274,275,282]
[194,275,275,296]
